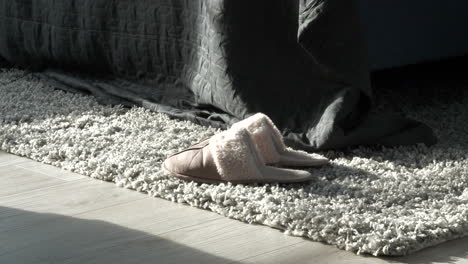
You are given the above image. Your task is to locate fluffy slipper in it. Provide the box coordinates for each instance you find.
[232,113,329,167]
[163,127,313,184]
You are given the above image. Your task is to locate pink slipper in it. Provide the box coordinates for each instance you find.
[163,127,314,184]
[232,113,329,167]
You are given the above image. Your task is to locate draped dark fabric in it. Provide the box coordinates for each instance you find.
[0,0,437,150]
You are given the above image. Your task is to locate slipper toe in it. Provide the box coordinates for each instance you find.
[163,142,221,183]
[278,150,330,167]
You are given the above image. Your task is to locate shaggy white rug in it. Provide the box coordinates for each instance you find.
[1,68,468,256]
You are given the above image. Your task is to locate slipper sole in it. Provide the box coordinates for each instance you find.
[162,161,313,184]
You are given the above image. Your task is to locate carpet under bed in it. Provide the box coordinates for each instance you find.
[1,68,467,256]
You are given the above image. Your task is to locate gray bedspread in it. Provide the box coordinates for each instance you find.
[0,0,437,150]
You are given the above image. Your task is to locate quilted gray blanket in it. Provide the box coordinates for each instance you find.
[0,0,436,150]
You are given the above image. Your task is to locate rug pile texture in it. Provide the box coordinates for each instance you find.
[1,68,468,256]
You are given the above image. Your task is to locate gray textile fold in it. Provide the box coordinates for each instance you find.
[0,0,436,150]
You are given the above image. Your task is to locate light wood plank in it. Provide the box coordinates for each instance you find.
[240,240,390,264]
[0,151,30,167]
[390,236,468,264]
[0,151,85,181]
[16,159,86,181]
[0,165,66,197]
[1,176,140,207]
[62,233,238,264]
[72,196,223,231]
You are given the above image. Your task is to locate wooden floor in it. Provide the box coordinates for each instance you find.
[1,151,468,264]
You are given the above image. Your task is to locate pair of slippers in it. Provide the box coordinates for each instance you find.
[163,113,329,184]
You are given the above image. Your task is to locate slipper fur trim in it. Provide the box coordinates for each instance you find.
[241,113,328,163]
[209,127,263,181]
[232,113,281,164]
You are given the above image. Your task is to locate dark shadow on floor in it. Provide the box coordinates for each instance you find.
[0,206,240,264]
